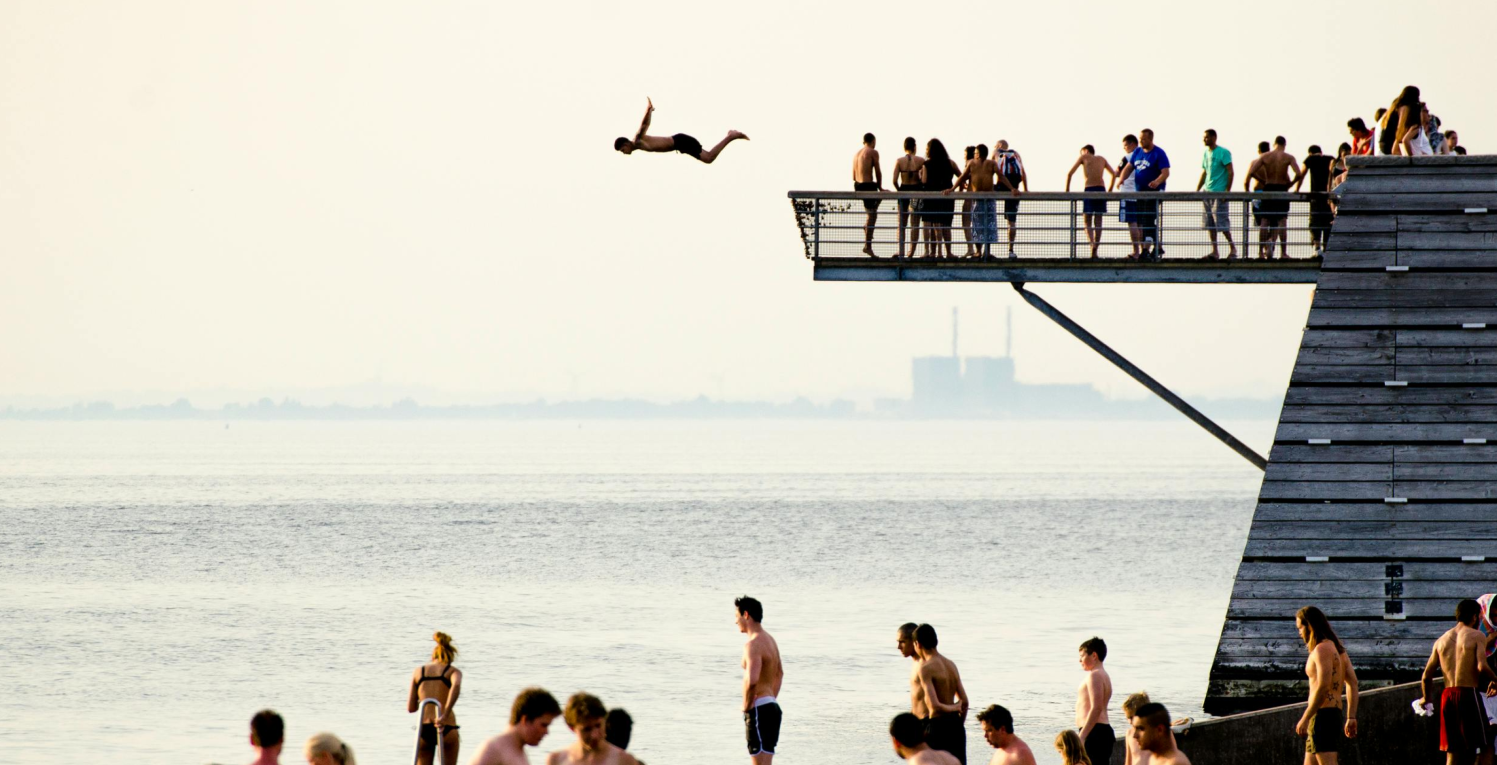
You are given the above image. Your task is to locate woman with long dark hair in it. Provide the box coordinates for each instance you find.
[918,139,961,258]
[1379,85,1421,155]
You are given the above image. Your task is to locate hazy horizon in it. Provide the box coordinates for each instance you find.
[5,0,1493,405]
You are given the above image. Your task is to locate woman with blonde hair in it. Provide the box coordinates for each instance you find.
[407,631,463,765]
[1055,729,1093,765]
[304,732,356,765]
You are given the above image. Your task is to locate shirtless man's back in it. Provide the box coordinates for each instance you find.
[736,596,784,765]
[892,712,962,765]
[1420,599,1497,765]
[912,624,969,765]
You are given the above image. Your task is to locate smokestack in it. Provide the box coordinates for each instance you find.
[952,306,959,358]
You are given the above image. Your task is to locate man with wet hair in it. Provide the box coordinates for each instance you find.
[1130,703,1190,765]
[891,712,961,765]
[912,623,970,764]
[977,704,1035,765]
[853,133,885,256]
[1076,637,1114,765]
[613,98,747,165]
[548,692,641,765]
[471,687,562,765]
[736,595,784,765]
[1419,599,1497,765]
[898,622,920,660]
[248,709,285,765]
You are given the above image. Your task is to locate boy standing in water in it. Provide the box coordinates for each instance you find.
[248,709,284,765]
[548,693,641,765]
[471,688,562,765]
[1076,636,1114,765]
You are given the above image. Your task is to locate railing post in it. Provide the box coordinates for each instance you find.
[813,198,822,259]
[1241,197,1250,258]
[1069,199,1078,260]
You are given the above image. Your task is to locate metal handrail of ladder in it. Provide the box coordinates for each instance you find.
[413,698,445,765]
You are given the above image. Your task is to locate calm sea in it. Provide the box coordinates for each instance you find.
[0,419,1274,764]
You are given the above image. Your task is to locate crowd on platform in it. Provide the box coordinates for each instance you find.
[847,84,1467,262]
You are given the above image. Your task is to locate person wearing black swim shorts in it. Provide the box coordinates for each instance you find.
[1244,137,1300,259]
[736,596,784,765]
[853,133,885,256]
[613,98,748,164]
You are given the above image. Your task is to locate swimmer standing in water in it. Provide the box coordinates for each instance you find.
[407,631,463,765]
[736,595,784,765]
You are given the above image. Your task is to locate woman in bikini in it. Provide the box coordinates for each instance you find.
[407,631,463,765]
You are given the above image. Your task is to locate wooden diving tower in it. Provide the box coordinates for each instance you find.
[789,155,1497,713]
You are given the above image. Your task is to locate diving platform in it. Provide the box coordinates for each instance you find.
[789,190,1325,283]
[793,156,1497,714]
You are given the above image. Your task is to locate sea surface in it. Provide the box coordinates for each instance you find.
[0,419,1275,765]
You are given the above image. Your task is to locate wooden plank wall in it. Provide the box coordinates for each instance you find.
[1205,156,1497,714]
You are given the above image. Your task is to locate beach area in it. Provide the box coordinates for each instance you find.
[0,419,1269,764]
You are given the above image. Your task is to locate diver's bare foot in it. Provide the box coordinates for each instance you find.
[863,245,877,257]
[728,130,749,141]
[647,97,654,112]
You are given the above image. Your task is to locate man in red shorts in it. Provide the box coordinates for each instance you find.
[1419,599,1497,765]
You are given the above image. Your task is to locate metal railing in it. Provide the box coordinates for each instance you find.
[788,190,1331,261]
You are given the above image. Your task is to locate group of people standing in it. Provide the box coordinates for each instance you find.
[226,594,1497,765]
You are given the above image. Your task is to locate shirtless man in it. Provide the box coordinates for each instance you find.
[1243,136,1300,259]
[893,138,926,258]
[1418,599,1497,765]
[1130,703,1190,765]
[976,705,1035,765]
[470,688,562,765]
[1121,692,1160,765]
[547,693,640,765]
[736,595,784,765]
[912,623,970,765]
[948,146,1014,259]
[1076,637,1114,765]
[1294,606,1360,764]
[613,98,748,165]
[891,712,962,765]
[1065,145,1117,258]
[853,133,885,257]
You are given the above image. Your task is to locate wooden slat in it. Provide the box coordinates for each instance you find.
[1294,347,1394,365]
[1346,176,1497,193]
[1314,290,1497,309]
[1278,423,1497,441]
[1338,192,1497,211]
[1283,388,1497,406]
[1214,638,1433,659]
[1265,463,1391,481]
[1252,504,1497,522]
[1248,521,1497,540]
[1309,308,1497,327]
[1399,330,1497,347]
[1269,444,1394,462]
[1231,578,1489,599]
[1280,405,1497,424]
[1390,481,1497,499]
[1258,480,1391,499]
[1290,365,1391,383]
[1243,539,1497,557]
[1396,444,1497,462]
[1319,250,1394,268]
[1228,598,1469,618]
[1220,619,1448,640]
[1393,251,1497,268]
[1399,348,1497,364]
[1234,561,1497,580]
[1397,464,1497,480]
[1319,273,1497,291]
[1299,329,1393,348]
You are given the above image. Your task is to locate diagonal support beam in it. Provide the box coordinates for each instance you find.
[1012,283,1267,471]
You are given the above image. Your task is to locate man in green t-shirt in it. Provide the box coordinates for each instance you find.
[1196,129,1236,259]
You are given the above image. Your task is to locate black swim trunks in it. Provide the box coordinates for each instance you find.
[1306,706,1345,754]
[1003,173,1024,222]
[924,713,967,765]
[418,722,459,748]
[855,181,880,212]
[745,700,782,756]
[671,133,703,160]
[1260,182,1291,222]
[1083,724,1114,765]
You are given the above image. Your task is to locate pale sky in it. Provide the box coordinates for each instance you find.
[3,1,1493,407]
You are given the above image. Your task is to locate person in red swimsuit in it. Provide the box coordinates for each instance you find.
[1418,600,1497,765]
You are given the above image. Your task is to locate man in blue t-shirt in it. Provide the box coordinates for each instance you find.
[1116,128,1170,258]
